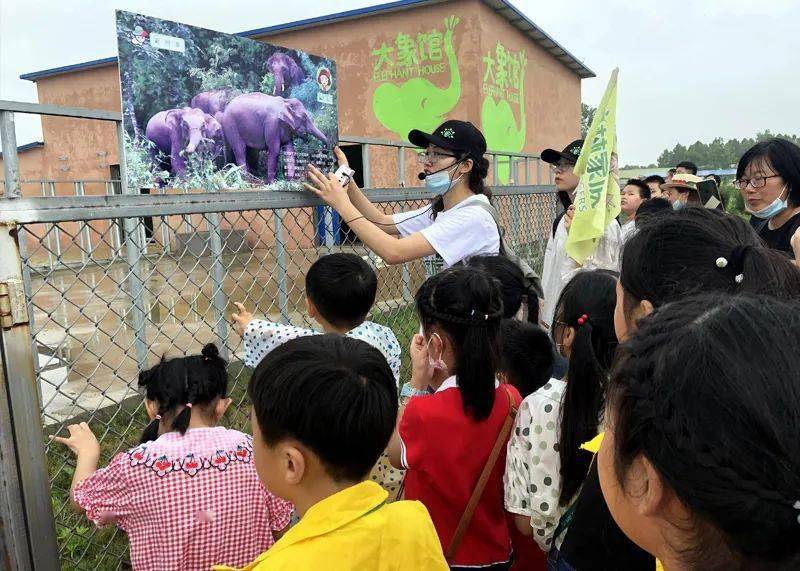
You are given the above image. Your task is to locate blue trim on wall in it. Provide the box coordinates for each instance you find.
[20,0,593,81]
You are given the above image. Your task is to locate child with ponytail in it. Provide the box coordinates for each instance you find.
[504,270,619,556]
[387,266,521,570]
[51,344,292,571]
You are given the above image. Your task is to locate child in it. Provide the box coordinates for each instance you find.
[232,252,400,385]
[51,344,292,571]
[387,266,521,570]
[468,254,540,323]
[498,319,554,399]
[215,335,448,570]
[554,207,800,571]
[619,179,651,241]
[232,252,404,498]
[601,295,800,570]
[504,270,619,556]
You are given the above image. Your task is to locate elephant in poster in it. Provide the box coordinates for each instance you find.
[267,52,306,96]
[145,107,223,177]
[190,90,235,123]
[221,92,329,183]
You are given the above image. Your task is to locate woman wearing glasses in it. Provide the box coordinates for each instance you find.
[304,120,500,268]
[735,138,800,257]
[538,140,622,332]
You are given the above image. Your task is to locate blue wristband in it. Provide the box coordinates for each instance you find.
[400,384,429,398]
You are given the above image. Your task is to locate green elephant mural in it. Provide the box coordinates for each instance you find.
[372,16,462,139]
[481,48,527,184]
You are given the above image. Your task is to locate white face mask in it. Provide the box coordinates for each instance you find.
[746,184,789,219]
[424,163,464,196]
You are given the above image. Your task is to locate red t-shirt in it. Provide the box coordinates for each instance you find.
[399,379,522,567]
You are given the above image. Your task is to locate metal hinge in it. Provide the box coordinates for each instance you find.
[0,279,28,329]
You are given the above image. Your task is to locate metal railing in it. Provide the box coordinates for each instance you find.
[0,99,558,570]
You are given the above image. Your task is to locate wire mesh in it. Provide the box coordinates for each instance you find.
[15,189,556,570]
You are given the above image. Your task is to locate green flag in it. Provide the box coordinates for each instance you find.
[565,68,620,264]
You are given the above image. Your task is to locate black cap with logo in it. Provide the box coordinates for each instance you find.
[541,139,584,165]
[408,120,487,161]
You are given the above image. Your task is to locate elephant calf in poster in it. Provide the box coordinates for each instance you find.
[221,93,329,183]
[190,90,235,123]
[145,107,223,177]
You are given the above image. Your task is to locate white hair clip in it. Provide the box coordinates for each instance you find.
[715,257,728,268]
[735,274,744,284]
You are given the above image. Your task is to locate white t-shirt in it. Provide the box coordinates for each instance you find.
[620,219,636,242]
[392,194,500,267]
[504,378,566,551]
[242,319,402,386]
[540,217,622,330]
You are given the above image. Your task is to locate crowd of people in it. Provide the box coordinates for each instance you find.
[51,120,800,570]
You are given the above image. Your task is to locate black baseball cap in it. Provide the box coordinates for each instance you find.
[408,120,487,161]
[541,139,584,165]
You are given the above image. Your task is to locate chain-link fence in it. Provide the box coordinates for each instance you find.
[0,101,558,570]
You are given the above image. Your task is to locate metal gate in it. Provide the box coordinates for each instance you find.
[0,100,557,570]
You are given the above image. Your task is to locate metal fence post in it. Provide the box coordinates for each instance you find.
[397,148,413,303]
[206,199,229,360]
[0,111,21,198]
[117,121,149,370]
[0,222,60,570]
[273,209,290,323]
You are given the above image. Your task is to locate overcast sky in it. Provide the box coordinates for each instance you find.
[2,0,799,165]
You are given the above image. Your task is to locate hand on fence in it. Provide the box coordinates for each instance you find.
[564,204,576,232]
[50,422,100,461]
[231,302,253,337]
[304,164,350,211]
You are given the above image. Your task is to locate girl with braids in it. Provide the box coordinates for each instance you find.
[550,207,800,571]
[51,344,292,571]
[504,270,618,556]
[387,266,521,570]
[306,121,500,268]
[600,294,800,570]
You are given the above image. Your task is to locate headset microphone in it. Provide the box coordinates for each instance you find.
[417,156,465,181]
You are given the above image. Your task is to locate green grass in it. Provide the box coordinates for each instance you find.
[47,306,419,570]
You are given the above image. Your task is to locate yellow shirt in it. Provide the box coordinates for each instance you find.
[214,481,448,571]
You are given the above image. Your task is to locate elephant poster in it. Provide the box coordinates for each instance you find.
[116,11,338,191]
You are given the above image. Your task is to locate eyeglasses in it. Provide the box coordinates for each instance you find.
[417,151,457,164]
[732,174,780,190]
[549,160,575,173]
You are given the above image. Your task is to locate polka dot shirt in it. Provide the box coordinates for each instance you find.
[243,319,402,387]
[503,378,566,551]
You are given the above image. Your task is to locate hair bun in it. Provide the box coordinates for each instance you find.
[201,343,220,360]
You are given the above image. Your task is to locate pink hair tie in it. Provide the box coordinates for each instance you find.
[155,414,162,420]
[186,403,193,409]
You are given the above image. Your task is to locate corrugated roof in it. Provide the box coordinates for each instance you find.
[20,0,594,82]
[0,141,44,158]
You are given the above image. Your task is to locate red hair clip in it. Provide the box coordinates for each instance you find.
[577,314,589,326]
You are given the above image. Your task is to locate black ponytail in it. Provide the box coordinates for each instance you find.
[432,153,491,219]
[137,343,228,443]
[415,267,503,420]
[621,207,800,311]
[552,270,618,505]
[467,254,539,323]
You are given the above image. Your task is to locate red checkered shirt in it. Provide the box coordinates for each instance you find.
[73,427,292,571]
